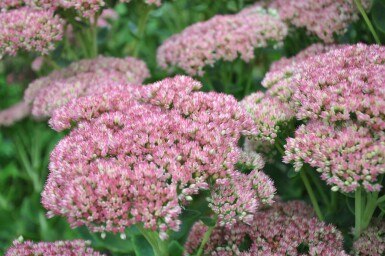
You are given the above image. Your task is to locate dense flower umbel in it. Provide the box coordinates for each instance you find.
[1,0,162,16]
[184,200,347,255]
[6,239,104,256]
[352,221,385,256]
[0,102,31,127]
[0,0,23,9]
[269,0,370,43]
[157,6,287,76]
[0,7,64,58]
[241,91,295,143]
[290,44,385,130]
[25,56,150,118]
[284,121,385,193]
[43,76,272,239]
[262,43,345,104]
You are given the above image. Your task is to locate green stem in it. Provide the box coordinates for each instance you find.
[300,170,324,221]
[14,135,41,192]
[89,15,99,58]
[354,188,363,240]
[307,169,330,207]
[354,0,381,44]
[135,224,169,256]
[196,220,217,256]
[362,192,378,230]
[133,5,151,57]
[330,191,338,212]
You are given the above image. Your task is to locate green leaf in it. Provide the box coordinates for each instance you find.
[132,235,154,256]
[372,0,385,33]
[168,241,184,256]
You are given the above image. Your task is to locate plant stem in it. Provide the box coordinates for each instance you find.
[135,224,169,256]
[133,5,151,57]
[307,169,330,207]
[196,220,217,256]
[362,192,378,230]
[354,0,381,44]
[354,188,363,240]
[300,170,324,220]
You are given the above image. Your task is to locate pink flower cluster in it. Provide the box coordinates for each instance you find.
[184,200,347,255]
[352,221,385,256]
[269,0,371,42]
[280,44,385,192]
[42,76,273,239]
[0,0,23,9]
[241,91,295,144]
[0,102,30,127]
[6,239,103,256]
[262,43,344,103]
[25,56,150,118]
[284,121,385,193]
[157,6,287,76]
[1,0,161,17]
[291,44,385,129]
[0,7,64,58]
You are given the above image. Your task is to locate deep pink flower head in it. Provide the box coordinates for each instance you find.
[6,239,103,256]
[269,0,371,43]
[0,102,31,127]
[43,76,272,239]
[25,56,150,118]
[0,7,64,58]
[241,91,295,144]
[184,200,347,255]
[157,6,287,76]
[352,220,385,256]
[284,121,385,193]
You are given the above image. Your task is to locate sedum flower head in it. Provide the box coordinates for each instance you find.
[184,200,347,255]
[25,56,150,118]
[6,239,103,256]
[352,220,385,256]
[284,121,385,193]
[0,102,30,127]
[42,76,272,239]
[157,6,287,76]
[241,91,295,144]
[262,43,345,104]
[269,0,371,43]
[290,44,385,130]
[0,7,64,58]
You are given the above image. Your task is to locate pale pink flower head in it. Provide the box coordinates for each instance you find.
[270,0,371,43]
[31,56,44,72]
[97,8,118,28]
[6,239,104,256]
[0,102,31,127]
[241,91,295,144]
[184,200,347,255]
[25,56,150,118]
[157,6,287,76]
[43,76,269,239]
[352,220,385,256]
[0,0,23,10]
[262,43,345,104]
[290,44,385,131]
[0,7,64,58]
[284,121,385,193]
